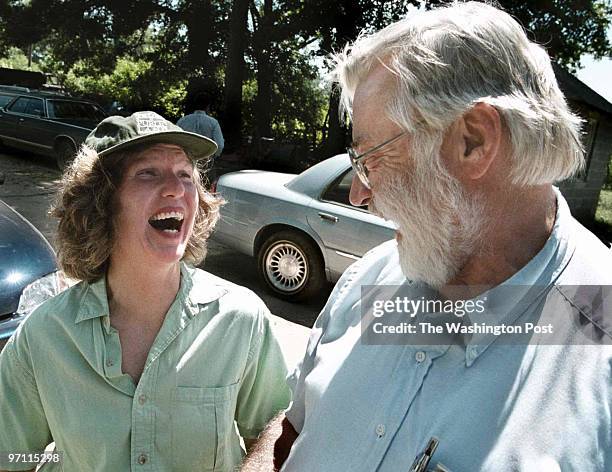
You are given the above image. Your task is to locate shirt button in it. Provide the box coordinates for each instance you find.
[415,351,426,363]
[137,454,147,465]
[138,394,147,405]
[375,424,385,438]
[106,359,114,367]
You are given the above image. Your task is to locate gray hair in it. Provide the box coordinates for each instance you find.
[332,1,584,186]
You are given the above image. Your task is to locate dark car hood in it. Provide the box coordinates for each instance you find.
[0,200,56,316]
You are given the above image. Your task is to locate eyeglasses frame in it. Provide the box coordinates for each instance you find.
[347,130,408,189]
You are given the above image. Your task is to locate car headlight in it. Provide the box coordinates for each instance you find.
[16,271,74,317]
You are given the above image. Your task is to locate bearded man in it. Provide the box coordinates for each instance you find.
[241,2,612,471]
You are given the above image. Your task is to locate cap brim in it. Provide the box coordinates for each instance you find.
[97,130,217,161]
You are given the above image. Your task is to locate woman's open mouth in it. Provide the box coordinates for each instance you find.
[148,211,184,234]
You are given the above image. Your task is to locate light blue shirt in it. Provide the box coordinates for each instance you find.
[283,190,612,471]
[177,111,224,157]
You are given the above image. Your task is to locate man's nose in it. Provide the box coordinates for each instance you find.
[349,172,372,207]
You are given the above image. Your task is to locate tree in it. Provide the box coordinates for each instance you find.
[301,0,418,157]
[223,0,251,148]
[502,0,612,70]
[0,0,609,161]
[306,0,612,157]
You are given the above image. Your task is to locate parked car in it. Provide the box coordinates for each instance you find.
[212,154,396,301]
[0,183,69,351]
[0,85,28,108]
[0,88,106,168]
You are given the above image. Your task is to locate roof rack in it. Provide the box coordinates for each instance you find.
[0,84,31,93]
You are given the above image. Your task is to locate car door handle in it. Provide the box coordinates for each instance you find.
[318,212,339,223]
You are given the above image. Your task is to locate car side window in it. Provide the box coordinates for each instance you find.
[24,98,44,117]
[48,100,106,121]
[322,169,354,206]
[8,97,44,116]
[0,94,15,108]
[7,97,28,114]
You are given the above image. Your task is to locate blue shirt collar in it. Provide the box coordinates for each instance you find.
[463,188,575,364]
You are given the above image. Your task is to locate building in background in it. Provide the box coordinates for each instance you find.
[556,65,612,222]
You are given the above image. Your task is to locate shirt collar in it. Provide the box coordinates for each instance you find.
[74,263,228,325]
[181,263,229,306]
[463,187,575,365]
[74,276,111,324]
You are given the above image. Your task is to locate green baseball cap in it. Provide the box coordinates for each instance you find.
[85,111,217,161]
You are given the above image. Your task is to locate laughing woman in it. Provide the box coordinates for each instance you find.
[0,112,290,472]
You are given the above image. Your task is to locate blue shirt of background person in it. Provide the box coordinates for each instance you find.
[177,93,224,158]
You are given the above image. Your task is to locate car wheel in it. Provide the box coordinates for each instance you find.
[55,140,76,170]
[258,230,325,301]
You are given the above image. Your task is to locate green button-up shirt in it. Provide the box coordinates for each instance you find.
[0,264,291,471]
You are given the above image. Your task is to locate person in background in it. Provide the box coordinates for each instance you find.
[241,2,612,471]
[0,111,290,472]
[177,93,224,158]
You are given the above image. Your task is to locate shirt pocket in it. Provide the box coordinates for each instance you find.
[171,382,240,471]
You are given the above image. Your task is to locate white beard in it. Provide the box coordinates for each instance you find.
[369,137,484,288]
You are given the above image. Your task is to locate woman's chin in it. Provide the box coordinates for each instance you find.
[144,244,187,267]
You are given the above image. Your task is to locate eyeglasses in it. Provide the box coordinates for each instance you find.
[347,131,407,189]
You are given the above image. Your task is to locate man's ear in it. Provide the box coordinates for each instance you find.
[442,102,502,181]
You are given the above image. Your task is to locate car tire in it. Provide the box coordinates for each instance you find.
[55,140,77,170]
[257,230,325,301]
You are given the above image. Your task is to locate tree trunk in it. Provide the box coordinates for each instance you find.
[253,0,273,138]
[222,0,250,150]
[319,0,367,158]
[323,88,348,158]
[185,0,213,76]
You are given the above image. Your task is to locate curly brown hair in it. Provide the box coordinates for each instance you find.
[50,144,223,282]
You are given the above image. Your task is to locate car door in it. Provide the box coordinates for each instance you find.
[306,168,396,280]
[15,97,55,154]
[0,96,25,147]
[1,96,52,154]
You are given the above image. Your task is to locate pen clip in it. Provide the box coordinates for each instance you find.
[409,437,439,472]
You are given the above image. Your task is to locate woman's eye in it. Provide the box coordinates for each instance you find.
[179,171,193,180]
[137,169,157,177]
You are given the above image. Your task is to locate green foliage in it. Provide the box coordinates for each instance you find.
[153,82,188,121]
[501,0,612,70]
[0,46,40,71]
[606,154,612,190]
[63,57,187,120]
[596,189,612,226]
[270,48,327,143]
[0,0,609,151]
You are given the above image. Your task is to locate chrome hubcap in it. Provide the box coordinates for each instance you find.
[265,241,308,292]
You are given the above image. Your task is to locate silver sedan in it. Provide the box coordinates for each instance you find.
[212,154,395,301]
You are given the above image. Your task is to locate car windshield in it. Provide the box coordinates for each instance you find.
[47,100,106,121]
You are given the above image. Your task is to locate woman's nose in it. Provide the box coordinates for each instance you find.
[161,174,185,198]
